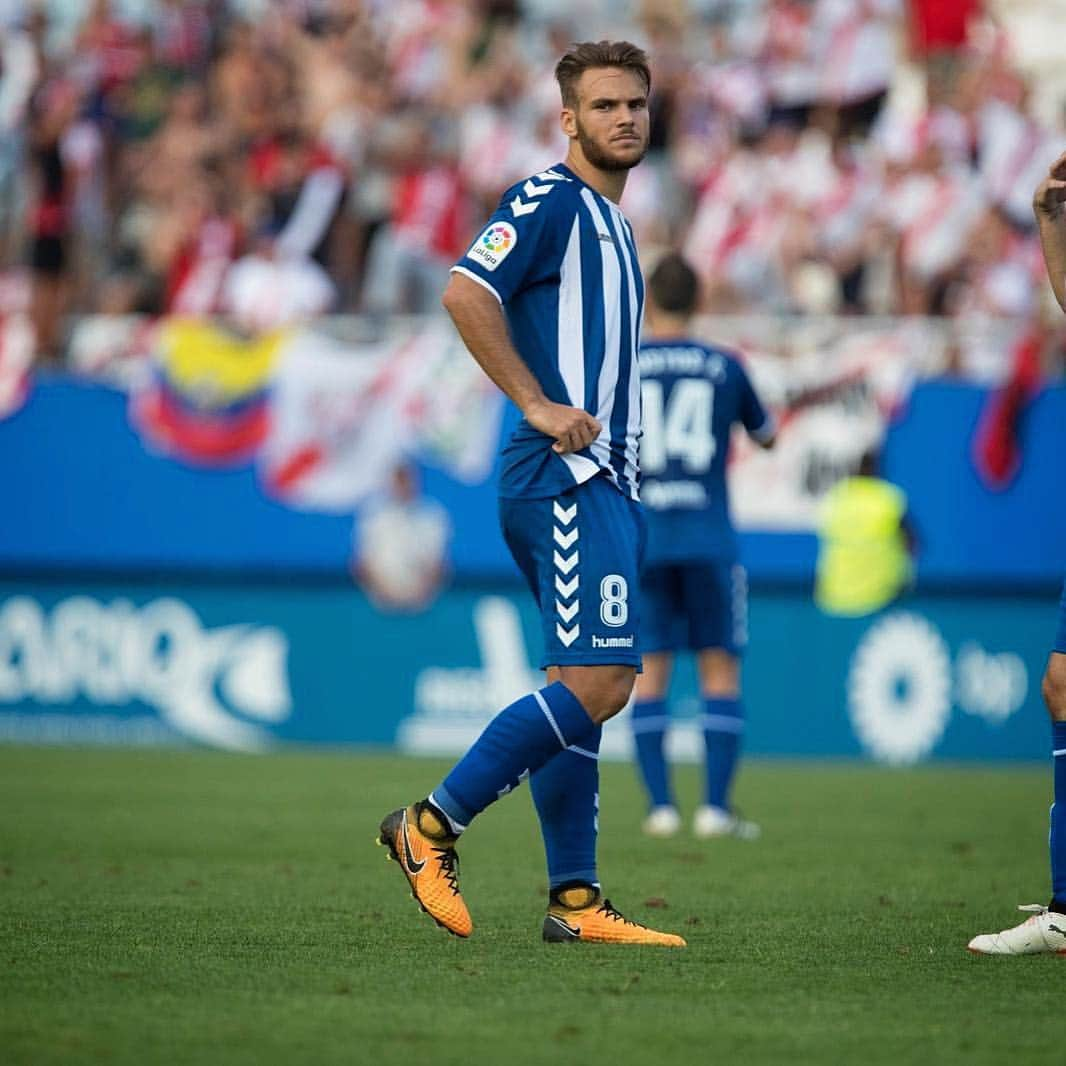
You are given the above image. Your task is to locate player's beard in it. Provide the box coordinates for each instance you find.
[575,118,647,172]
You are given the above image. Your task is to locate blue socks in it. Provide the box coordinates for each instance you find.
[633,696,745,812]
[530,726,602,887]
[702,697,744,810]
[430,682,595,831]
[632,698,673,810]
[1051,721,1066,903]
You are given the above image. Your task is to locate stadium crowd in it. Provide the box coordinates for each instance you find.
[0,0,1064,362]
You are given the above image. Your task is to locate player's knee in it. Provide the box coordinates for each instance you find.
[562,668,635,724]
[697,649,740,698]
[1042,658,1066,720]
[596,675,636,722]
[701,671,740,699]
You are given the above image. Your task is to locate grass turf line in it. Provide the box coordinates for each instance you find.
[0,747,1060,1066]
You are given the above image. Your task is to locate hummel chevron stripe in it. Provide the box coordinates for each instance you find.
[555,574,579,598]
[553,501,577,525]
[556,623,580,647]
[554,550,579,575]
[523,179,554,198]
[553,527,578,550]
[556,599,579,624]
[510,196,539,217]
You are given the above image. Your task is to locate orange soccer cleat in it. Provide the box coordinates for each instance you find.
[541,885,687,947]
[377,804,472,938]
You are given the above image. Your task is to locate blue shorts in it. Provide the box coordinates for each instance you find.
[1055,580,1066,654]
[639,560,748,656]
[500,473,644,669]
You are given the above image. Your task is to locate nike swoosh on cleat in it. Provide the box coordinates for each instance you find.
[546,914,581,938]
[400,818,426,875]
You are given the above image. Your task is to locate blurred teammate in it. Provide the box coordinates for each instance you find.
[377,41,685,947]
[968,151,1066,956]
[631,253,775,840]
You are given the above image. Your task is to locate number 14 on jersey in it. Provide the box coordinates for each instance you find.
[641,379,717,475]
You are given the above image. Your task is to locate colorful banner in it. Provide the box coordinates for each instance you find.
[62,311,1060,534]
[0,311,34,420]
[114,315,503,505]
[2,376,1064,584]
[713,316,946,530]
[130,319,285,466]
[259,320,503,512]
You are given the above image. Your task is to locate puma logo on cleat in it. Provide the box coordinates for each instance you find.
[400,819,426,875]
[1049,924,1066,937]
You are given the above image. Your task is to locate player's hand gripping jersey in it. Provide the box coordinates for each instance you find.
[453,165,644,500]
[639,340,774,564]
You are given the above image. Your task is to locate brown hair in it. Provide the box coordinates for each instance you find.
[648,252,699,315]
[554,41,651,108]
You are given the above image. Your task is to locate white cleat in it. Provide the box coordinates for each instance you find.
[967,905,1066,956]
[642,806,682,838]
[693,805,761,841]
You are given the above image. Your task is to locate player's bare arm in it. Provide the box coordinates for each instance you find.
[441,272,601,454]
[1033,150,1066,313]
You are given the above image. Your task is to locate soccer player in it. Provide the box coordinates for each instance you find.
[968,150,1066,955]
[377,41,685,947]
[630,253,775,840]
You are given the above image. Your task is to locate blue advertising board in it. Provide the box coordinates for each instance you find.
[1,377,1064,586]
[0,578,1053,764]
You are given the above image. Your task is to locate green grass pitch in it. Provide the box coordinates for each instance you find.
[0,746,1061,1065]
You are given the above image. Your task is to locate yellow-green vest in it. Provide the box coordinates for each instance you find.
[816,476,910,616]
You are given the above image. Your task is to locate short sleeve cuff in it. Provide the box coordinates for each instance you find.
[450,266,503,304]
[751,414,777,444]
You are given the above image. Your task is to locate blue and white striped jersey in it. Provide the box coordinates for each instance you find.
[452,164,644,501]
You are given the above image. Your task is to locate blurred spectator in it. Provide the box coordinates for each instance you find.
[907,0,981,59]
[164,168,244,317]
[0,11,39,265]
[221,219,336,333]
[817,0,899,143]
[75,0,142,98]
[361,116,467,316]
[352,463,451,612]
[0,0,1062,373]
[150,0,212,75]
[26,77,79,362]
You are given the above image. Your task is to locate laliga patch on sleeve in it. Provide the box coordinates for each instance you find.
[466,221,517,272]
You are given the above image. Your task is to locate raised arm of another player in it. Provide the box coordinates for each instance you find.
[441,272,601,455]
[1033,150,1066,313]
[735,359,777,450]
